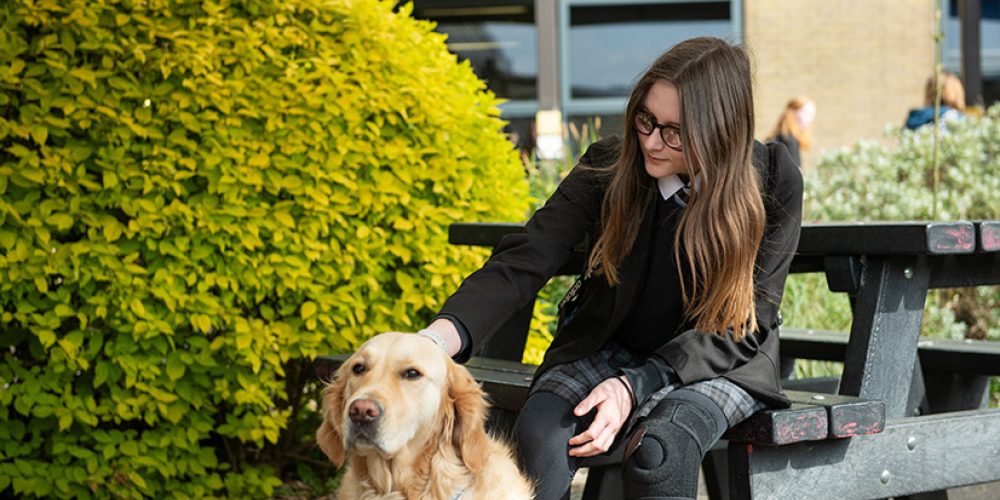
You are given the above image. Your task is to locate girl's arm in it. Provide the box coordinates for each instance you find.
[432,138,617,358]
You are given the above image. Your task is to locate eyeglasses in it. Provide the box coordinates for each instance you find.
[634,109,683,151]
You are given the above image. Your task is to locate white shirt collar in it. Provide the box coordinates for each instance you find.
[657,174,686,200]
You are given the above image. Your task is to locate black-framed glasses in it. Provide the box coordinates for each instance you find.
[634,109,682,151]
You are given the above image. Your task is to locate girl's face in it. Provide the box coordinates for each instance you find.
[638,81,688,180]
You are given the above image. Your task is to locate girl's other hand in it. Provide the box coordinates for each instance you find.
[567,376,633,457]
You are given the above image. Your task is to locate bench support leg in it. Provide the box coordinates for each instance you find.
[701,445,729,500]
[840,256,930,418]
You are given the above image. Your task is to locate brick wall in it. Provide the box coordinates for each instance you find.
[745,0,936,169]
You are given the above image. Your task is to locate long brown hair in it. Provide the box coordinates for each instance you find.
[924,71,966,111]
[587,37,765,340]
[767,96,814,151]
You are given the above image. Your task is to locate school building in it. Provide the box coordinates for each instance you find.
[408,0,999,168]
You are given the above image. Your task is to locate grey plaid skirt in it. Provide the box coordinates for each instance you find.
[531,342,766,431]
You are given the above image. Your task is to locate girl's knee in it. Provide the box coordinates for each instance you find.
[622,396,725,499]
[513,391,576,451]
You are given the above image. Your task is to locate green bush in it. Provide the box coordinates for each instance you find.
[0,0,528,497]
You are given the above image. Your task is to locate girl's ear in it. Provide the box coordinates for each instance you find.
[316,368,349,466]
[448,361,491,472]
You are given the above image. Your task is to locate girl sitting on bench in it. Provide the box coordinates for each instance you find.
[419,36,803,500]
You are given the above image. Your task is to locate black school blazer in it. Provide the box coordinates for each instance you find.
[440,136,803,407]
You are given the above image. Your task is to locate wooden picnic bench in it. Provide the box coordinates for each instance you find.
[316,220,1000,499]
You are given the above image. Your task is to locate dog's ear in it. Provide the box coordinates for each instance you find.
[316,367,348,467]
[448,361,492,472]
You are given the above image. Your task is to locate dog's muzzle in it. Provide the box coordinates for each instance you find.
[347,398,383,448]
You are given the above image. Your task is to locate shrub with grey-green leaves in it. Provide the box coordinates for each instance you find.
[802,103,1000,341]
[808,107,1000,222]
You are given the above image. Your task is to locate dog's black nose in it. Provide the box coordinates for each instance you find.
[349,399,382,424]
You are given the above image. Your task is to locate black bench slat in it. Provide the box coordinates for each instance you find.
[796,222,976,255]
[448,222,524,247]
[916,337,1000,375]
[449,222,979,256]
[785,390,885,438]
[979,220,1000,251]
[465,356,539,375]
[723,403,828,445]
[780,328,1000,376]
[448,222,998,289]
[780,376,839,394]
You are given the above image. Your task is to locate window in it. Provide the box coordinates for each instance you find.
[408,1,741,151]
[560,1,740,118]
[566,2,732,99]
[412,1,538,102]
[943,0,1000,104]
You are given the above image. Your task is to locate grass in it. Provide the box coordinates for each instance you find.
[779,273,851,379]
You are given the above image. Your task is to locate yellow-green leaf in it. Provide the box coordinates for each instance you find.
[128,472,147,490]
[58,413,73,431]
[103,221,121,241]
[120,441,138,456]
[301,301,317,318]
[274,211,295,228]
[248,154,269,167]
[129,299,146,318]
[38,329,56,348]
[166,354,185,381]
[48,213,73,230]
[94,362,109,388]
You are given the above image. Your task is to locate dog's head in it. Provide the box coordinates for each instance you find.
[316,332,490,471]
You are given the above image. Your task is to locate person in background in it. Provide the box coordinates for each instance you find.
[904,72,966,130]
[765,96,815,167]
[415,36,802,500]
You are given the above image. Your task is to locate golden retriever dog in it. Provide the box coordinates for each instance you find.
[316,332,533,500]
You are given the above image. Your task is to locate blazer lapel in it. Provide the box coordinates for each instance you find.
[606,192,657,335]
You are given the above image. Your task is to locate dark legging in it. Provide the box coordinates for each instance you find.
[513,389,728,500]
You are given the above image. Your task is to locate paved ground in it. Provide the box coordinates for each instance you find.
[568,469,711,500]
[570,469,1000,499]
[950,481,1000,499]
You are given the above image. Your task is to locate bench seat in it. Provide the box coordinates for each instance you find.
[313,354,884,447]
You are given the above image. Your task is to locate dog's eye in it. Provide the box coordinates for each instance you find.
[402,368,422,380]
[352,363,366,375]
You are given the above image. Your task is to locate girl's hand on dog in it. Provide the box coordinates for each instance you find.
[567,376,634,457]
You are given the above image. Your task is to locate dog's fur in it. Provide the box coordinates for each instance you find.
[316,332,533,499]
